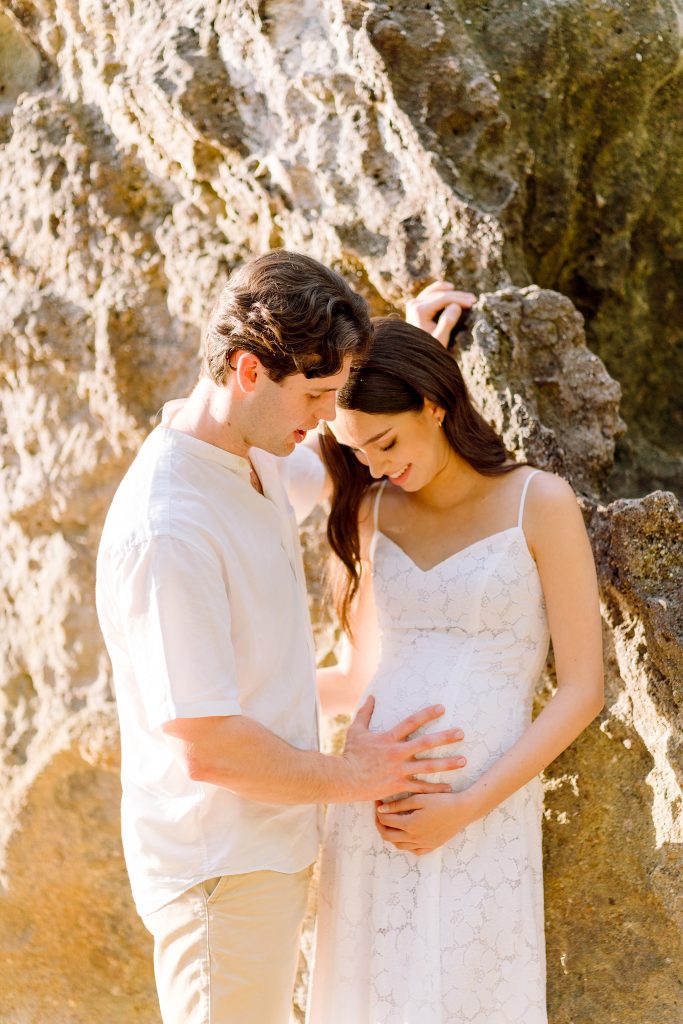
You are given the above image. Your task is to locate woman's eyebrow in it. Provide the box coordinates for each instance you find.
[334,427,391,451]
[359,427,391,447]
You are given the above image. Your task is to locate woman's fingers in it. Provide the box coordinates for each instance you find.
[432,303,462,347]
[376,815,413,834]
[377,807,416,825]
[405,285,477,342]
[412,279,453,296]
[377,796,419,814]
[407,291,475,323]
[375,813,435,854]
[410,780,453,794]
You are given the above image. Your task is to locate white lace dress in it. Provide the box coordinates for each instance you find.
[307,471,550,1024]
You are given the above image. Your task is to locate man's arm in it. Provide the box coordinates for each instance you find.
[162,700,466,804]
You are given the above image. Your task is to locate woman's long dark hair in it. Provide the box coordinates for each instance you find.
[319,317,521,634]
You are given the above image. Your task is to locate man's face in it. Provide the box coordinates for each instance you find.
[244,356,353,456]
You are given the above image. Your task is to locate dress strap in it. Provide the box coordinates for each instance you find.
[368,480,389,562]
[517,469,542,529]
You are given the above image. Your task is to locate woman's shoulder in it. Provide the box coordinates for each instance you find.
[520,469,586,557]
[522,467,577,509]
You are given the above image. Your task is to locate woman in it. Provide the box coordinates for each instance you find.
[306,316,604,1024]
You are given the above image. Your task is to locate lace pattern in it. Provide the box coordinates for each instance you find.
[307,494,550,1023]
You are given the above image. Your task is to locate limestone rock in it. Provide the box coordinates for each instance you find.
[0,1,681,1022]
[542,489,683,1024]
[456,286,625,496]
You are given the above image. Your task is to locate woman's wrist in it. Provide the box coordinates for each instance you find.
[454,783,489,825]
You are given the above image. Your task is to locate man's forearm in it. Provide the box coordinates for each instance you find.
[162,702,467,806]
[164,713,350,804]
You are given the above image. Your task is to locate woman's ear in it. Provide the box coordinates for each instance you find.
[423,399,445,424]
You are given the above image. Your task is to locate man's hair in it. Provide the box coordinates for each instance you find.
[203,250,372,384]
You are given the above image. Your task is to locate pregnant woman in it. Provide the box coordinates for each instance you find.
[306,316,604,1024]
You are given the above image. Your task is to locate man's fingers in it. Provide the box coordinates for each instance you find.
[350,695,375,730]
[406,727,464,755]
[404,755,467,776]
[389,704,445,741]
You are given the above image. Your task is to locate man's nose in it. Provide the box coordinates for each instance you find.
[317,392,337,422]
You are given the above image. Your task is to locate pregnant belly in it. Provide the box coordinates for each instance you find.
[365,641,534,791]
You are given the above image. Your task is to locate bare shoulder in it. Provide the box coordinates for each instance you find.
[522,470,587,558]
[524,469,578,512]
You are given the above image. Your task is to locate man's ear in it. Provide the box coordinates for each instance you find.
[232,350,262,394]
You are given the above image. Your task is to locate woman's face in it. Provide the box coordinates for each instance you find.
[328,401,451,491]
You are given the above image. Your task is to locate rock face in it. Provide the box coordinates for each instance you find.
[0,1,681,1022]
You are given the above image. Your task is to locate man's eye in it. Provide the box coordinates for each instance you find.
[380,440,396,452]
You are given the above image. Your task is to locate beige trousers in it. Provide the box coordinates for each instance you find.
[142,868,311,1024]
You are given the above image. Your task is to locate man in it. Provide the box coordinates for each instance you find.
[96,250,465,1024]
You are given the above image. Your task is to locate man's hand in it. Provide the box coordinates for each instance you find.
[374,789,480,855]
[405,281,476,347]
[339,697,466,803]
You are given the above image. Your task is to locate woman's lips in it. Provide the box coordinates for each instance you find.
[388,463,411,486]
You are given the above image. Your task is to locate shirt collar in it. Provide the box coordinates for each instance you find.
[159,399,254,483]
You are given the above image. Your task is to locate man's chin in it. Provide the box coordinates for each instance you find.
[273,438,297,457]
[250,435,298,458]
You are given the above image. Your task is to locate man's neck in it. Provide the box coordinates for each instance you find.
[166,379,250,459]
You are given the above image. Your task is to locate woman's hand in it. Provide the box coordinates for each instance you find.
[405,281,476,347]
[374,789,481,856]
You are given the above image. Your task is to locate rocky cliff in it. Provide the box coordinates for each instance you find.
[0,2,681,1021]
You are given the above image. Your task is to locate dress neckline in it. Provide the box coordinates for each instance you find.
[375,524,534,575]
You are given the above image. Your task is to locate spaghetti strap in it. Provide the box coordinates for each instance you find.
[368,480,389,563]
[373,480,388,532]
[517,469,542,529]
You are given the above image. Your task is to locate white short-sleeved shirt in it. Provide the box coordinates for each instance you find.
[96,404,326,916]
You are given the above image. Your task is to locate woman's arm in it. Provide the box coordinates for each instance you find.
[405,281,476,347]
[317,565,381,715]
[376,472,604,854]
[317,496,382,716]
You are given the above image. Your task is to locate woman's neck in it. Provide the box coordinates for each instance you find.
[407,450,485,513]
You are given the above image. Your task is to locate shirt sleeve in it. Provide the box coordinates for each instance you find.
[277,444,326,524]
[113,535,243,730]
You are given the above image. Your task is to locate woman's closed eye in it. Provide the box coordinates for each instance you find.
[380,439,396,452]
